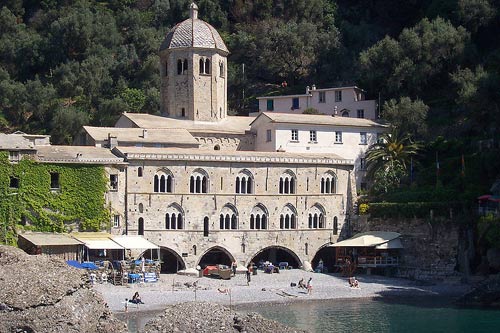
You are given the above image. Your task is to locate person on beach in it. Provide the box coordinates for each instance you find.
[246,264,252,285]
[130,292,144,304]
[124,298,128,312]
[298,278,306,289]
[307,278,313,294]
[232,261,237,277]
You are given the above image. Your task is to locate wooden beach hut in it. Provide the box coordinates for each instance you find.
[18,232,84,261]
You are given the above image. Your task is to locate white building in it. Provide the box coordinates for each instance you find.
[256,85,378,120]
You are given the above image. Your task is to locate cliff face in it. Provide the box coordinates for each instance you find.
[0,245,126,333]
[354,216,462,280]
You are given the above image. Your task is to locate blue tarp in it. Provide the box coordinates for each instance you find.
[66,260,98,270]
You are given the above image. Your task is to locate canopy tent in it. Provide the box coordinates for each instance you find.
[112,235,160,261]
[71,233,125,261]
[66,260,99,270]
[330,231,402,248]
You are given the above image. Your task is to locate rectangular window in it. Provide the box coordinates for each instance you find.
[292,97,299,109]
[9,176,19,189]
[319,91,326,103]
[335,90,342,102]
[8,151,19,163]
[360,132,367,145]
[266,129,272,142]
[335,131,342,143]
[360,157,366,170]
[291,129,299,141]
[357,109,365,118]
[309,130,317,142]
[50,172,60,189]
[110,174,118,191]
[113,215,120,228]
[266,99,274,111]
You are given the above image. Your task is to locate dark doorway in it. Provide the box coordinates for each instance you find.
[250,246,300,269]
[203,216,209,237]
[150,248,185,273]
[198,247,233,268]
[312,245,336,273]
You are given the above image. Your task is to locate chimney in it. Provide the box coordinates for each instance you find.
[190,3,198,19]
[311,84,316,91]
[108,133,118,149]
[142,129,148,138]
[306,86,310,94]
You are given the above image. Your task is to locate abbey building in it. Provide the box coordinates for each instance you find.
[2,4,387,272]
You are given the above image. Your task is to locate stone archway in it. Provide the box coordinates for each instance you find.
[198,246,234,269]
[144,247,185,274]
[249,246,301,269]
[311,244,336,273]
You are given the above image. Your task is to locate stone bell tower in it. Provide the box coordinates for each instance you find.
[159,3,229,122]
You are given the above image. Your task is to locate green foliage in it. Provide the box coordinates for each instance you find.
[478,214,500,247]
[302,107,320,114]
[382,97,429,139]
[369,201,464,219]
[0,152,110,245]
[358,203,369,215]
[120,87,146,113]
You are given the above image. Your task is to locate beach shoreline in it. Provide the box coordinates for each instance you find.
[94,270,470,314]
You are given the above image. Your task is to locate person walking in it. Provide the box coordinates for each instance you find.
[232,261,237,277]
[246,264,252,285]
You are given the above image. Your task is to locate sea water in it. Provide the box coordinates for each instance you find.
[118,297,500,333]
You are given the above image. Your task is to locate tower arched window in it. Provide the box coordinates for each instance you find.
[235,170,254,194]
[333,216,338,235]
[177,59,182,75]
[219,62,224,77]
[321,171,337,194]
[199,58,204,74]
[183,59,188,74]
[190,169,209,193]
[205,59,210,74]
[280,204,297,230]
[154,170,173,193]
[138,167,143,177]
[165,204,184,230]
[279,170,296,194]
[250,204,268,230]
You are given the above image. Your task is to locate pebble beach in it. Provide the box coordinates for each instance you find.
[94,269,470,313]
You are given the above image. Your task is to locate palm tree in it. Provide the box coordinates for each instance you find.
[365,128,421,191]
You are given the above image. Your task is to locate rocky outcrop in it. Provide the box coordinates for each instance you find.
[457,274,500,307]
[0,245,126,333]
[142,302,308,333]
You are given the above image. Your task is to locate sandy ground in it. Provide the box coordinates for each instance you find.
[94,269,470,314]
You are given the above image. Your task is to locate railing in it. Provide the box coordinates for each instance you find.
[356,256,399,267]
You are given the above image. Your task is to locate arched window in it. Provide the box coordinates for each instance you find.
[333,216,338,235]
[219,204,238,230]
[341,109,349,117]
[165,203,184,230]
[279,204,297,230]
[203,217,209,236]
[183,59,188,74]
[190,169,209,193]
[199,58,204,74]
[205,58,210,74]
[321,171,337,194]
[138,217,144,235]
[138,203,144,213]
[279,170,296,194]
[214,144,220,150]
[177,59,182,75]
[250,204,268,230]
[308,204,326,229]
[235,169,254,194]
[138,167,143,177]
[219,62,224,77]
[154,170,173,193]
[181,108,185,117]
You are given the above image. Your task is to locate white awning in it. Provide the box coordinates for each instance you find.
[331,231,402,248]
[375,237,404,249]
[78,238,124,250]
[111,236,159,250]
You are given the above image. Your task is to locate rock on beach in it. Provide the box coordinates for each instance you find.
[142,301,308,333]
[0,245,126,333]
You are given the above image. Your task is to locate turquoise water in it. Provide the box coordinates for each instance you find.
[119,297,500,333]
[237,297,500,333]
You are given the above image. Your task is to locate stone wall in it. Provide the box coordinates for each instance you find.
[355,215,461,280]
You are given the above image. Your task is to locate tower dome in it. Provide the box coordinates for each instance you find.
[160,3,229,54]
